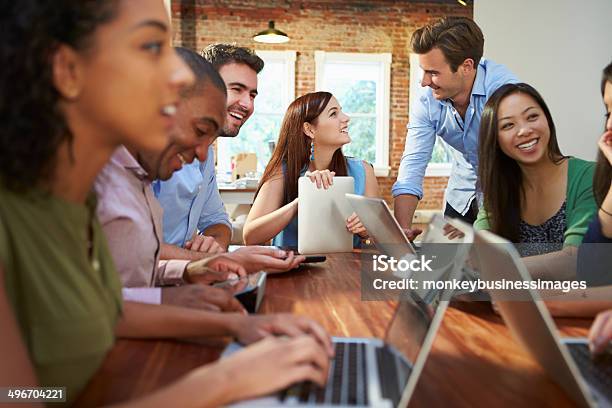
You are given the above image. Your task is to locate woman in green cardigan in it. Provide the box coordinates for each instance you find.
[0,1,330,406]
[474,83,596,281]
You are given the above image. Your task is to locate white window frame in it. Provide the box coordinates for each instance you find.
[409,53,452,177]
[216,50,296,174]
[254,50,296,113]
[314,51,391,177]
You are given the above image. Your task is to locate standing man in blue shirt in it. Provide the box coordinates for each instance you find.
[392,17,518,239]
[155,44,263,257]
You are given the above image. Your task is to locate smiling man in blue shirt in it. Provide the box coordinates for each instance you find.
[154,44,263,256]
[393,17,518,239]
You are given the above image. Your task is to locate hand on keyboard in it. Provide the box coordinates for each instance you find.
[589,310,612,355]
[232,313,334,356]
[213,336,330,403]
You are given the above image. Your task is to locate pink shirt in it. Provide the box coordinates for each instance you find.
[95,147,189,302]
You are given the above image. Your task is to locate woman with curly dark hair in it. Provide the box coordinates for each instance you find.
[0,0,331,405]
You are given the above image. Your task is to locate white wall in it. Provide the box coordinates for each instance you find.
[474,0,612,160]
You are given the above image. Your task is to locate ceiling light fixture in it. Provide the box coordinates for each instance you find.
[253,20,290,44]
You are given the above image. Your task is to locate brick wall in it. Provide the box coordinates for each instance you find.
[172,0,472,211]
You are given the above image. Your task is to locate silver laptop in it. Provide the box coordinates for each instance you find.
[474,229,611,408]
[223,217,472,407]
[298,176,354,254]
[344,194,419,261]
[345,195,478,286]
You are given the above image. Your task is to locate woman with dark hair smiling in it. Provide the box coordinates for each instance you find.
[0,1,331,406]
[577,62,612,286]
[243,91,380,247]
[474,83,597,280]
[524,64,612,318]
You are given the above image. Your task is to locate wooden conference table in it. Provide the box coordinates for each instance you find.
[76,252,591,407]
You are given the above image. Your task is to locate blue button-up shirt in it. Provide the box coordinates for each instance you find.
[153,146,231,247]
[392,59,518,215]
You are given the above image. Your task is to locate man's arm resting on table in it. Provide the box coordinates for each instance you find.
[160,242,211,261]
[201,223,231,251]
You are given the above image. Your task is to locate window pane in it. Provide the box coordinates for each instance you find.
[254,61,284,113]
[217,114,282,173]
[323,62,378,114]
[342,116,376,164]
[338,80,376,114]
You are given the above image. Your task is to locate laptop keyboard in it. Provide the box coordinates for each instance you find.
[566,343,612,401]
[279,342,369,405]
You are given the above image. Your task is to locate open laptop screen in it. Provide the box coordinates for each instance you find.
[345,194,417,260]
[386,292,438,367]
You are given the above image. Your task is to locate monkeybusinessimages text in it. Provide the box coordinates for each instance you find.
[370,255,586,294]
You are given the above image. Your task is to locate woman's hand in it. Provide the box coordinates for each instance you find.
[598,130,612,166]
[210,336,330,404]
[184,255,247,284]
[346,212,368,238]
[230,246,305,274]
[305,170,335,189]
[589,309,612,355]
[231,313,334,356]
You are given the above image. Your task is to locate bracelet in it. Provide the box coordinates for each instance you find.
[600,206,612,217]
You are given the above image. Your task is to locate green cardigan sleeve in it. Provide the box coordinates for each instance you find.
[564,158,597,247]
[473,206,491,230]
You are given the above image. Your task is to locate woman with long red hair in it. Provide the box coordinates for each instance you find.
[244,91,379,247]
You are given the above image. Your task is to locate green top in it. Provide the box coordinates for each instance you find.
[474,157,597,247]
[0,184,122,404]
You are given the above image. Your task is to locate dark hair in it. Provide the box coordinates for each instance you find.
[593,61,612,206]
[256,92,348,205]
[478,83,565,242]
[175,46,227,97]
[0,0,119,191]
[201,43,264,74]
[411,16,484,72]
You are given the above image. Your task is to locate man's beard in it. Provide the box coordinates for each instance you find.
[220,123,240,138]
[223,102,249,138]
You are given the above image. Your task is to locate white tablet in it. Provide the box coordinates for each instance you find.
[297,176,354,254]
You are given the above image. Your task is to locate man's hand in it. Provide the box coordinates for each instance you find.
[161,284,245,313]
[230,313,334,356]
[402,227,423,241]
[184,255,247,284]
[185,234,225,254]
[442,223,465,240]
[230,246,305,274]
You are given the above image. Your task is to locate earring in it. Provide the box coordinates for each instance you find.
[310,140,315,161]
